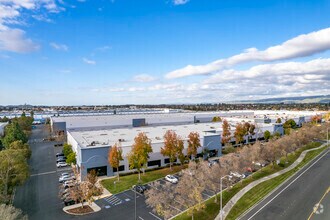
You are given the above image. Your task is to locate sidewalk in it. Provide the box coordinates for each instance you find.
[215,143,328,220]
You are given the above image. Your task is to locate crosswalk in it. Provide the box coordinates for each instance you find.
[103,195,122,206]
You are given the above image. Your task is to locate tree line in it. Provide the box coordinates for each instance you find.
[144,122,328,219]
[108,131,202,181]
[0,113,33,217]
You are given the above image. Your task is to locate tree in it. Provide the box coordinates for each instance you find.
[108,143,124,181]
[187,132,201,158]
[2,122,28,148]
[234,123,245,144]
[0,149,29,203]
[176,138,186,166]
[63,143,73,157]
[264,130,271,141]
[283,119,296,134]
[66,152,77,165]
[161,130,181,170]
[0,204,27,220]
[8,140,31,159]
[128,132,153,181]
[221,119,231,145]
[212,116,222,122]
[276,118,282,123]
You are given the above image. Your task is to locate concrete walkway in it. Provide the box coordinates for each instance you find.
[215,143,328,220]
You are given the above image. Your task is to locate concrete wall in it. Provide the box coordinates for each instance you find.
[51,121,66,134]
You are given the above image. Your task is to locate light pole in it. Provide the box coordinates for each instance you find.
[220,175,231,220]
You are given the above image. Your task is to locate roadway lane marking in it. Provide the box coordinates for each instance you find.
[149,212,162,220]
[31,170,56,177]
[246,149,329,220]
[307,186,330,220]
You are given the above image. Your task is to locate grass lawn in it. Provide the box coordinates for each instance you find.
[101,165,187,194]
[173,142,324,220]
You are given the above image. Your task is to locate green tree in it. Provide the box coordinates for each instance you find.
[63,143,73,157]
[0,149,29,203]
[264,130,271,141]
[8,140,31,159]
[128,132,153,181]
[283,119,296,134]
[66,152,76,165]
[2,122,28,148]
[276,118,282,123]
[108,143,124,181]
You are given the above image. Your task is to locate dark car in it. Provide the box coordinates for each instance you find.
[56,153,64,157]
[132,184,147,194]
[63,197,76,206]
[243,172,253,178]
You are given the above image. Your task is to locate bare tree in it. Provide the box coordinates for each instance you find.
[0,204,27,220]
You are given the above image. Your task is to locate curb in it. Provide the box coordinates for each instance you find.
[63,202,101,216]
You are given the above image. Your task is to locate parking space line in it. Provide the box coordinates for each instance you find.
[31,170,56,177]
[149,212,162,220]
[169,204,182,212]
[138,216,144,220]
[130,189,143,197]
[202,192,212,198]
[122,191,134,199]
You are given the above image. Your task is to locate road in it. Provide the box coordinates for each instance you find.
[240,147,330,220]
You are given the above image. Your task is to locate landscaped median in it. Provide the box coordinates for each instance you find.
[171,142,327,220]
[63,202,101,216]
[101,165,187,194]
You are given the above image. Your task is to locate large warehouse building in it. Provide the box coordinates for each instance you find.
[58,110,320,179]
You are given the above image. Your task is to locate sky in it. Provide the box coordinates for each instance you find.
[0,0,329,105]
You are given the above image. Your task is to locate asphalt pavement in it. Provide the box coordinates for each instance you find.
[240,147,330,220]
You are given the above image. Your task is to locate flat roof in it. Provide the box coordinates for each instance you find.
[68,120,274,150]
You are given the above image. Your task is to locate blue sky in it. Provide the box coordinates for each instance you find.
[0,0,329,105]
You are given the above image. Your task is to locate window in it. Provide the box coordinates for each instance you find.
[113,165,125,172]
[147,160,161,167]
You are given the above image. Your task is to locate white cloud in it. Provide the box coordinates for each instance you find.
[50,42,68,51]
[173,0,189,5]
[0,27,39,53]
[83,57,96,65]
[165,27,330,79]
[133,74,156,83]
[204,58,330,84]
[0,0,66,53]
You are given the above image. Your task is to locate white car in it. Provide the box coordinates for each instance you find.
[59,175,75,183]
[165,175,178,184]
[57,162,68,168]
[230,171,244,179]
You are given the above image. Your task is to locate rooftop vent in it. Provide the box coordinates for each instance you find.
[118,138,125,142]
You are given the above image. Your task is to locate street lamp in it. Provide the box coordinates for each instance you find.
[220,175,231,220]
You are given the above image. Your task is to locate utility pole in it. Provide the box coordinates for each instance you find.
[220,175,231,220]
[135,187,137,220]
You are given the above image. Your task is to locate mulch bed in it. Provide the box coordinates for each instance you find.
[67,205,94,214]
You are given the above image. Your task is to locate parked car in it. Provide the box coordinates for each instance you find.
[56,153,64,157]
[63,197,76,206]
[63,180,75,189]
[165,175,178,184]
[60,172,70,177]
[132,184,147,194]
[230,171,244,179]
[57,162,68,168]
[243,172,253,178]
[59,175,75,183]
[56,158,66,163]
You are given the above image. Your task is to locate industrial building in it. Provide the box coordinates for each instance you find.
[59,110,319,179]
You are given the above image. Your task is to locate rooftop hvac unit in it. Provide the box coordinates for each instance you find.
[118,138,125,142]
